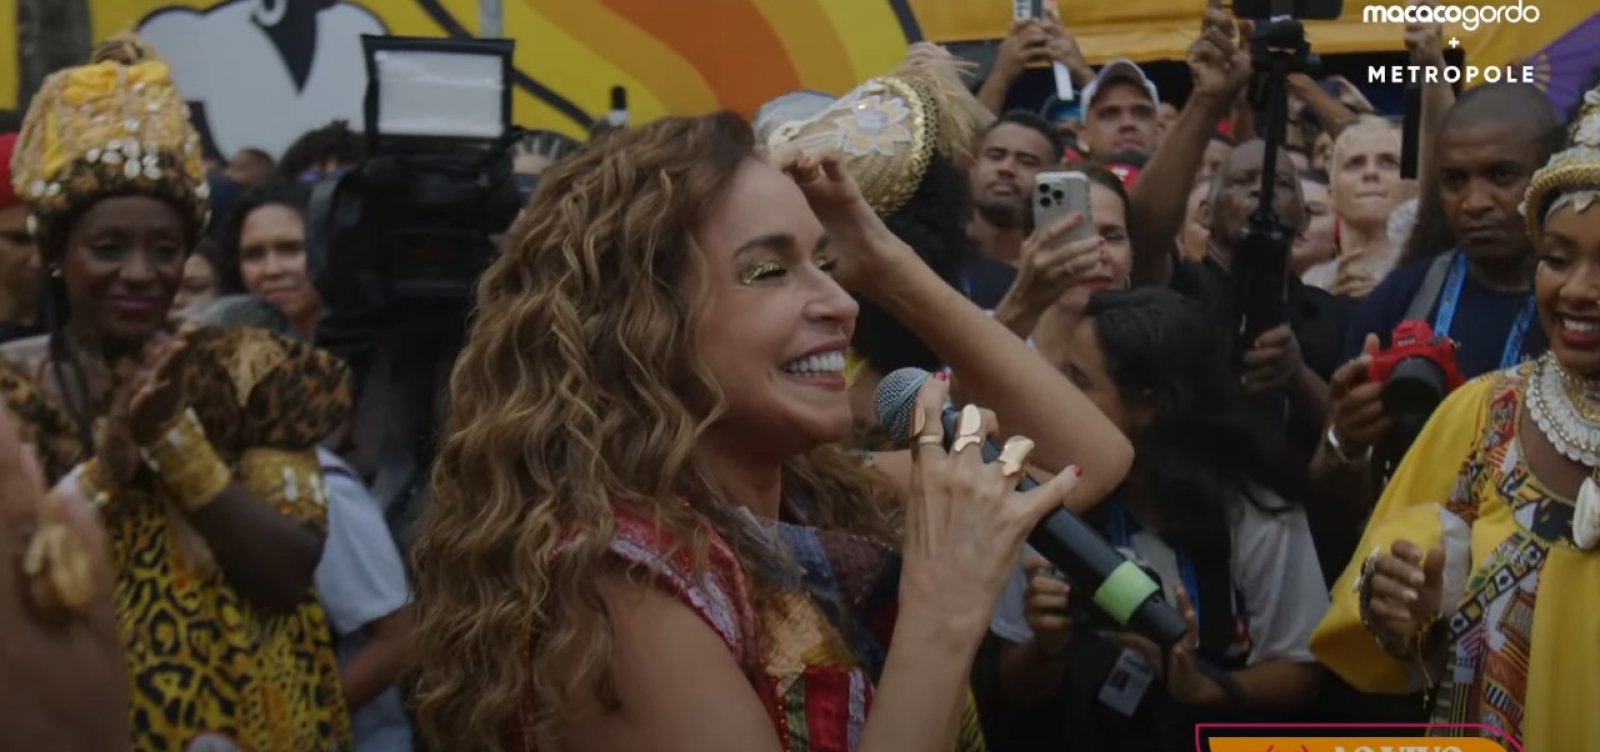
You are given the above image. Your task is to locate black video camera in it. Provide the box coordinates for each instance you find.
[307,36,526,369]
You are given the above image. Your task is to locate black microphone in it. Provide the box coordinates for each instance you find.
[874,368,1189,649]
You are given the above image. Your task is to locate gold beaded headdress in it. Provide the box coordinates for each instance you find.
[765,49,991,217]
[1523,85,1600,246]
[11,33,208,252]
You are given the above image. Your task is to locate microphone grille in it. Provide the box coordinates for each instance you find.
[874,367,932,443]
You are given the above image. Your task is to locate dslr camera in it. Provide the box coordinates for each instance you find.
[1368,320,1466,435]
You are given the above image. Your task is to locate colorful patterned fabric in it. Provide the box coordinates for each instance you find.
[1312,363,1600,749]
[0,326,352,750]
[602,501,986,752]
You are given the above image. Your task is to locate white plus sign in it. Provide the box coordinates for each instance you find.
[1449,37,1461,48]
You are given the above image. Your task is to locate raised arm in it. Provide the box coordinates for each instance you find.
[978,21,1050,116]
[785,154,1133,505]
[1405,0,1455,182]
[118,331,333,614]
[1128,0,1250,286]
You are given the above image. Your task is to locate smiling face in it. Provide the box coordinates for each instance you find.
[692,159,858,455]
[60,195,186,346]
[1535,201,1600,378]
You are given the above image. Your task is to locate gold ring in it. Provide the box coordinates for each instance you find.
[952,435,983,453]
[915,434,943,447]
[998,437,1035,476]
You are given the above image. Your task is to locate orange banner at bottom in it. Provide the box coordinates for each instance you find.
[1207,739,1510,752]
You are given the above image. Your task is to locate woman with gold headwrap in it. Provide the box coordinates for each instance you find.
[0,37,350,749]
[1310,87,1600,749]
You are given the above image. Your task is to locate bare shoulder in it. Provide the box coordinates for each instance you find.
[557,572,783,752]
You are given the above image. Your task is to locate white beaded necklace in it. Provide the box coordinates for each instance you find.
[1527,353,1600,549]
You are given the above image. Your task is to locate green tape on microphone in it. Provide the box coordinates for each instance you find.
[1093,560,1160,624]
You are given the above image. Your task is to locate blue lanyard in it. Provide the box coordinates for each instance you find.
[1433,251,1537,370]
[1106,499,1201,619]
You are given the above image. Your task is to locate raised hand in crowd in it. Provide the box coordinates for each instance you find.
[993,213,1109,338]
[1189,0,1251,104]
[1021,556,1074,657]
[979,20,1053,114]
[1039,11,1096,87]
[1129,0,1251,286]
[0,405,128,751]
[1404,0,1455,179]
[1403,0,1446,68]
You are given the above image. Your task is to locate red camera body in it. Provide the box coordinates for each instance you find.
[1367,320,1466,391]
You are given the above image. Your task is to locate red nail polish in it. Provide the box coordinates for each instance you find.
[933,371,948,382]
[1071,465,1083,477]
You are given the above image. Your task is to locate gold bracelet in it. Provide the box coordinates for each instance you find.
[140,408,231,513]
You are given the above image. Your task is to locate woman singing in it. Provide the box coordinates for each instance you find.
[0,37,350,749]
[1312,87,1600,748]
[412,104,1132,750]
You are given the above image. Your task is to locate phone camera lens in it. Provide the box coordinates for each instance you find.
[1052,190,1065,202]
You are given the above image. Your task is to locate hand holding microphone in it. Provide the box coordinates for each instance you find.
[892,372,1086,637]
[876,368,1190,651]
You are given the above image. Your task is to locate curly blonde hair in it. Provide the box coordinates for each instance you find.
[411,111,898,751]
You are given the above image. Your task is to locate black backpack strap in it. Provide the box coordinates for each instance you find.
[1403,252,1456,323]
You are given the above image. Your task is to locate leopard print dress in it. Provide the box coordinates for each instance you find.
[0,325,352,751]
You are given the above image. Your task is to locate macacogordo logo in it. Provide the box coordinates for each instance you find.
[1362,1,1541,32]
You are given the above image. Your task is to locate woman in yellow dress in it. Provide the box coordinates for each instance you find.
[1311,87,1600,749]
[0,36,350,749]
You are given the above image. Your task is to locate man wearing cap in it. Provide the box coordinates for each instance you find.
[0,133,40,344]
[1079,60,1162,162]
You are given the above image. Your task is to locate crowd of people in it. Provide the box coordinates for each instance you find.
[2,1,1600,751]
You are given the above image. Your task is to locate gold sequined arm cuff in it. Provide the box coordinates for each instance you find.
[236,447,329,534]
[141,408,232,514]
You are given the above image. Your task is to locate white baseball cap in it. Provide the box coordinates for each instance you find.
[1081,59,1160,111]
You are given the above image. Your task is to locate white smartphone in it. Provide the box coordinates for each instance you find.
[1033,171,1095,247]
[1013,0,1039,21]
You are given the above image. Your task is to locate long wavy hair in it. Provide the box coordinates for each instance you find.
[1086,288,1302,562]
[411,111,897,751]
